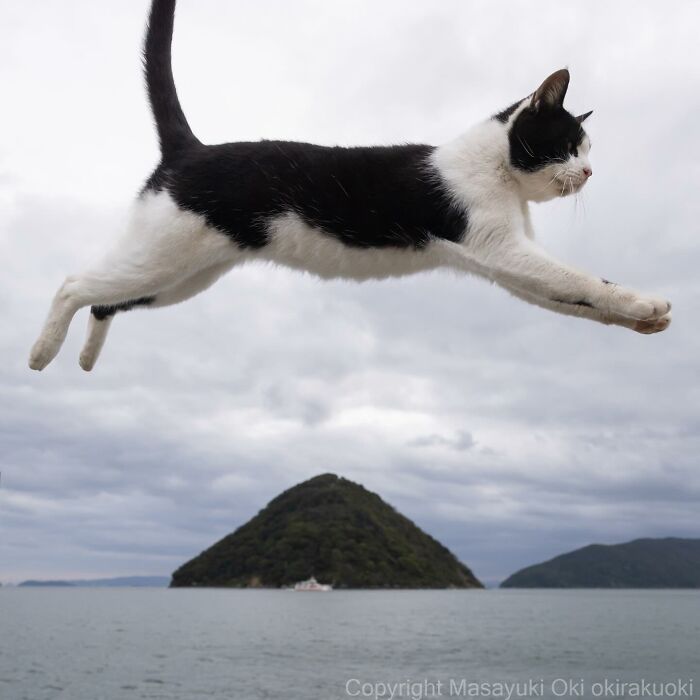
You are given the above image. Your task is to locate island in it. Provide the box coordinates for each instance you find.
[171,473,482,589]
[501,537,700,588]
[18,576,169,588]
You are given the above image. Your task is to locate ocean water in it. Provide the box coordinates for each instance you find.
[0,588,698,700]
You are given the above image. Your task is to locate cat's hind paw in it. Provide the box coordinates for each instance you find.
[79,349,98,372]
[28,336,61,371]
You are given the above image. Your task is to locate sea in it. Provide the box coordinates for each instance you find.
[0,588,698,700]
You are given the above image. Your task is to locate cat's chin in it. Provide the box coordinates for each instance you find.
[555,178,587,197]
[513,169,587,202]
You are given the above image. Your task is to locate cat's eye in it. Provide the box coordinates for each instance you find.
[568,142,578,157]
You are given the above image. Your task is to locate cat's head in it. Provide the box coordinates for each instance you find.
[499,69,593,202]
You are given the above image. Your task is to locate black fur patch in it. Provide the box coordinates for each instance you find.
[508,105,587,172]
[493,100,522,124]
[145,0,200,160]
[146,142,468,250]
[553,298,594,309]
[142,2,467,253]
[92,297,155,320]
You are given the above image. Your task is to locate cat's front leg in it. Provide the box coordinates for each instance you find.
[465,238,672,331]
[503,282,672,334]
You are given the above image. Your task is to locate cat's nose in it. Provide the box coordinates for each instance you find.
[582,167,593,178]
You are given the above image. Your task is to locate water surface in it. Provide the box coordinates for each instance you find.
[1,588,698,699]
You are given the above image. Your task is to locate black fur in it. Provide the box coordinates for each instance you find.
[508,105,587,172]
[147,142,467,250]
[553,298,594,309]
[142,0,467,250]
[92,297,156,320]
[93,0,468,323]
[141,0,468,250]
[144,0,200,160]
[493,100,521,124]
[142,0,465,251]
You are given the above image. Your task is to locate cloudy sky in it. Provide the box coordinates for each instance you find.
[1,0,699,586]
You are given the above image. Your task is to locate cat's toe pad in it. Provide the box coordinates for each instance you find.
[634,312,672,334]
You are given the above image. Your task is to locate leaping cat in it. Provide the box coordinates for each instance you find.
[29,0,671,372]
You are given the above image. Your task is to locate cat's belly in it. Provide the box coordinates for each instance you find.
[254,211,448,281]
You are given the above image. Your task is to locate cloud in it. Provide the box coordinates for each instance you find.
[408,431,476,451]
[1,0,699,584]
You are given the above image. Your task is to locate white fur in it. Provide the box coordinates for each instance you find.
[30,193,240,370]
[431,108,669,328]
[29,113,671,371]
[258,211,455,281]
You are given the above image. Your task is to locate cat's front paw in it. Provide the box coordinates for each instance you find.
[633,312,672,335]
[629,295,671,321]
[612,288,671,321]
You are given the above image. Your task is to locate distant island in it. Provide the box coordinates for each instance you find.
[171,473,482,589]
[18,576,170,588]
[501,537,700,588]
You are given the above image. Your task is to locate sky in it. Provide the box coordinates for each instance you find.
[1,0,699,587]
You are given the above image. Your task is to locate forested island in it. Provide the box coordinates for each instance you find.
[501,537,700,588]
[171,473,482,589]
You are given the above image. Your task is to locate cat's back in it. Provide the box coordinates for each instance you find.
[146,140,466,250]
[163,139,435,197]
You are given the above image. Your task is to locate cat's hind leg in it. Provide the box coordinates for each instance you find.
[77,261,237,371]
[29,192,240,371]
[29,275,88,371]
[79,313,114,372]
[149,260,237,309]
[78,298,153,372]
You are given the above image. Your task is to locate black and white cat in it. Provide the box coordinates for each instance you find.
[29,0,671,372]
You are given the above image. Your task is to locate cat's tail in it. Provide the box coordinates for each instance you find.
[144,0,200,159]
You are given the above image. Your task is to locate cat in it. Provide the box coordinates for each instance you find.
[29,0,671,372]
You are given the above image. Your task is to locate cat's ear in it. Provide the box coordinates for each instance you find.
[576,110,593,124]
[531,68,570,111]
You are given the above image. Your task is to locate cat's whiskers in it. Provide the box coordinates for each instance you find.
[518,137,535,158]
[559,171,568,197]
[531,170,564,196]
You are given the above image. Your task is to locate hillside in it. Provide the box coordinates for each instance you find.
[171,474,482,589]
[501,537,700,588]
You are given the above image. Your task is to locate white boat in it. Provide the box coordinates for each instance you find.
[293,576,332,592]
